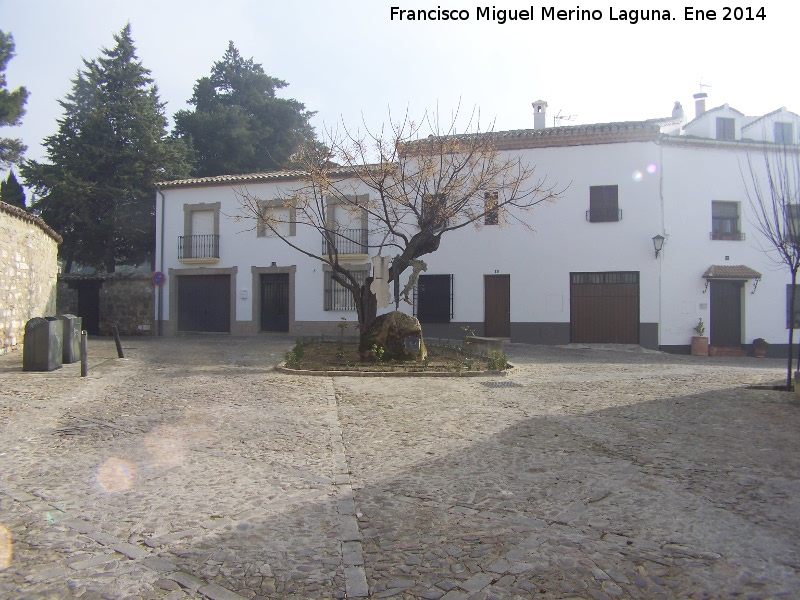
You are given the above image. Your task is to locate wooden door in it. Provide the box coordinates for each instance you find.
[484,275,510,338]
[177,275,230,333]
[570,272,639,344]
[260,273,290,332]
[77,282,101,335]
[710,281,742,347]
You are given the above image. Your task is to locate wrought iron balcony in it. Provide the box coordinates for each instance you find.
[178,234,220,260]
[710,231,746,241]
[322,228,368,255]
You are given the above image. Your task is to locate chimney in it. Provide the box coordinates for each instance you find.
[532,100,547,130]
[693,92,707,118]
[672,101,684,121]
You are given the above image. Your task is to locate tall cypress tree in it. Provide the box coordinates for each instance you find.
[174,42,317,177]
[0,169,26,208]
[0,30,29,169]
[22,24,192,272]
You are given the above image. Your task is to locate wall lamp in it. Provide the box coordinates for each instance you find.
[652,234,665,258]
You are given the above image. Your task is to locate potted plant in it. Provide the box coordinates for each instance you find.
[752,338,769,358]
[691,318,709,356]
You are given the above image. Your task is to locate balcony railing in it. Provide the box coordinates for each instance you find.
[178,234,220,259]
[710,231,746,241]
[322,228,368,255]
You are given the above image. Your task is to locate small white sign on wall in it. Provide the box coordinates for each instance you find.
[240,290,248,300]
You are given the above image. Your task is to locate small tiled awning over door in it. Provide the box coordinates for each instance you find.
[701,265,762,282]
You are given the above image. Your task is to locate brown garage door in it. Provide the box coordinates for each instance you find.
[570,272,639,344]
[177,275,231,333]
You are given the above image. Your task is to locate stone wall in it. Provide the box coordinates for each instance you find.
[0,201,62,354]
[57,274,155,336]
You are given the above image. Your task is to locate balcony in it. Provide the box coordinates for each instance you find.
[178,234,220,264]
[710,231,746,241]
[321,228,368,256]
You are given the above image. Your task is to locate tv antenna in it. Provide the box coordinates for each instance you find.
[553,109,576,127]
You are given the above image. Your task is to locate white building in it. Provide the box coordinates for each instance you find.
[154,95,800,356]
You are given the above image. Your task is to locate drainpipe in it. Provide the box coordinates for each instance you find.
[157,187,166,337]
[657,141,665,350]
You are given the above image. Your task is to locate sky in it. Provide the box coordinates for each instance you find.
[0,0,796,169]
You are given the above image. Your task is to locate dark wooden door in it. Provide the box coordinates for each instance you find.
[177,275,230,333]
[484,275,511,338]
[77,282,101,335]
[417,274,452,323]
[570,272,639,344]
[261,273,290,332]
[710,281,742,347]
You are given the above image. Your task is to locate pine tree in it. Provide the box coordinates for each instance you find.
[22,24,192,273]
[0,169,26,208]
[174,42,317,177]
[0,30,29,169]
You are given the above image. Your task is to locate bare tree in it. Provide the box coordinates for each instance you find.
[236,108,562,337]
[743,143,800,389]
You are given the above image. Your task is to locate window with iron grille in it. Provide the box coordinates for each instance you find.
[786,204,800,246]
[775,122,794,145]
[711,201,743,240]
[413,274,454,323]
[484,192,499,225]
[324,269,368,311]
[588,185,620,222]
[716,117,736,141]
[787,285,800,328]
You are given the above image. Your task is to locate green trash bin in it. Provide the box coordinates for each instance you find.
[59,314,82,364]
[23,317,63,371]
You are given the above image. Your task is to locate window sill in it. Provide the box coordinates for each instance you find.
[178,257,221,265]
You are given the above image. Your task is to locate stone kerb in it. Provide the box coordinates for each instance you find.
[0,201,61,355]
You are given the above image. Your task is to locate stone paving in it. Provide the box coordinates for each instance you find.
[0,336,799,600]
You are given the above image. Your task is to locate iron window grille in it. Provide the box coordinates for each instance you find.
[787,284,800,328]
[178,235,220,259]
[413,274,454,323]
[484,191,499,225]
[324,269,368,311]
[322,228,369,255]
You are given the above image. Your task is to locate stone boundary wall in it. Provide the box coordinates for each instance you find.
[0,201,62,354]
[57,274,155,336]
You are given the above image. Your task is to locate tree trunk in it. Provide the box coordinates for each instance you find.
[789,270,798,390]
[360,278,377,331]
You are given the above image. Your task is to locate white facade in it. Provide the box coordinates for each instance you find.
[154,98,800,355]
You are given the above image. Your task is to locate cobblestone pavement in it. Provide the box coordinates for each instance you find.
[1,337,798,600]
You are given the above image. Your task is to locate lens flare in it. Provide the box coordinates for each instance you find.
[96,458,135,493]
[0,525,11,570]
[632,171,643,182]
[647,163,658,174]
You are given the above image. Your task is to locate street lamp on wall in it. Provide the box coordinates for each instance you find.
[652,234,665,258]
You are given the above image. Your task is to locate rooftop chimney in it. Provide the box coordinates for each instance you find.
[693,92,707,118]
[532,100,547,130]
[672,101,684,121]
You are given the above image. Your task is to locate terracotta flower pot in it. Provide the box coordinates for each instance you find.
[691,336,709,356]
[754,347,767,358]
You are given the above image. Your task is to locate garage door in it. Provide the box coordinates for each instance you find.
[570,272,639,344]
[177,275,231,333]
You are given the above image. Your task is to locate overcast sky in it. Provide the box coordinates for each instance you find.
[0,0,795,169]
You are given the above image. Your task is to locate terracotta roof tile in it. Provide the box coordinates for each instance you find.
[702,265,762,280]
